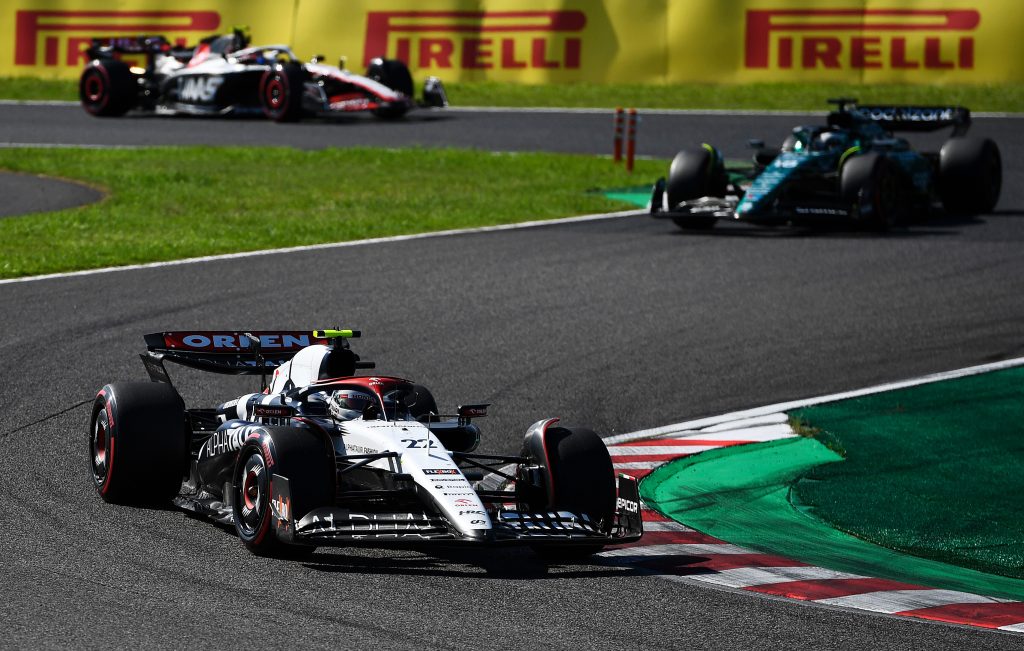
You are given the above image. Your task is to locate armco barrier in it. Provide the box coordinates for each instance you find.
[2,0,1021,84]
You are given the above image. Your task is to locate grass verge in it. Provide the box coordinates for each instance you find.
[0,146,661,279]
[3,76,1023,112]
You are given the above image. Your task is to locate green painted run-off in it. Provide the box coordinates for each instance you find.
[641,365,1024,600]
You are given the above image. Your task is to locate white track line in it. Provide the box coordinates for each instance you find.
[613,461,671,470]
[643,521,697,533]
[691,423,795,441]
[611,445,724,456]
[701,413,790,431]
[0,208,643,286]
[671,566,866,589]
[605,356,1024,445]
[601,542,753,557]
[816,589,1007,614]
[0,142,143,150]
[3,100,1020,118]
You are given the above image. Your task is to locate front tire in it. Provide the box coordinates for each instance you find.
[667,146,727,231]
[939,137,1002,215]
[520,424,616,560]
[366,58,413,119]
[841,153,906,230]
[89,382,187,504]
[231,426,332,556]
[259,62,305,122]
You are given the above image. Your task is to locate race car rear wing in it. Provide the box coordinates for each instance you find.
[143,329,332,372]
[826,98,971,136]
[853,104,971,135]
[85,35,194,65]
[140,330,369,391]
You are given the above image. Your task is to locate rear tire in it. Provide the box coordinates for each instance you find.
[79,60,136,117]
[259,62,305,122]
[520,425,616,560]
[667,146,726,231]
[231,426,332,556]
[939,137,1002,215]
[89,382,187,504]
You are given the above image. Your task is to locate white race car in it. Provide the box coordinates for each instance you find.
[88,329,642,558]
[80,29,447,121]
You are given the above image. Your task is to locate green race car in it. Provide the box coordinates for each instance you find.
[650,98,1001,231]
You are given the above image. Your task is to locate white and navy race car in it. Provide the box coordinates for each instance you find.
[89,329,642,558]
[79,29,447,121]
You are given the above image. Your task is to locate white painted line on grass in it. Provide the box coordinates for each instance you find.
[0,208,643,286]
[604,356,1024,445]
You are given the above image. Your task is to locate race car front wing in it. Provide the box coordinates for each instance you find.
[269,474,644,546]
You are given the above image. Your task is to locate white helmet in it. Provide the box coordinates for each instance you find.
[328,389,375,421]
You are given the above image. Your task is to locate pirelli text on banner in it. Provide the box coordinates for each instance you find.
[362,10,585,71]
[745,8,978,74]
[1,0,1022,83]
[13,10,220,69]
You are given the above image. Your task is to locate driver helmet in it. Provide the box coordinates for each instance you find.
[817,130,849,150]
[328,389,375,421]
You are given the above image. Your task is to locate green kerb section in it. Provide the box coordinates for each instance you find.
[641,365,1024,599]
[641,436,1024,601]
[791,366,1024,581]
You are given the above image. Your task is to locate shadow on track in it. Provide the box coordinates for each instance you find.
[302,546,644,580]
[662,209,1020,240]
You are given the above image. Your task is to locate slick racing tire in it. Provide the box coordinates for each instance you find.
[231,426,332,557]
[89,382,187,504]
[666,146,727,231]
[79,59,136,117]
[259,62,305,123]
[939,137,1002,216]
[841,153,906,230]
[366,58,413,119]
[519,425,616,560]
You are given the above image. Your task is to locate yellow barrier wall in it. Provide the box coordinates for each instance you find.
[3,0,1021,83]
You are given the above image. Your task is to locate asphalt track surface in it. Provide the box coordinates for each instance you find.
[2,104,1023,649]
[0,170,102,217]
